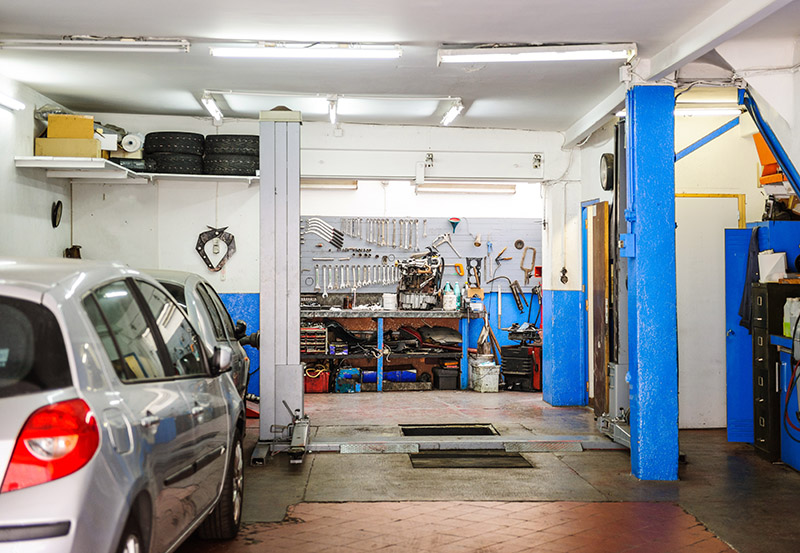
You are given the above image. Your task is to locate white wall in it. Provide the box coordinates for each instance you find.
[74,115,562,293]
[0,74,71,258]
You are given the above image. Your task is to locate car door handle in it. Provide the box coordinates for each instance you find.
[191,406,206,417]
[141,415,161,428]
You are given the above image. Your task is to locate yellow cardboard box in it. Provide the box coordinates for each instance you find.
[47,114,95,139]
[35,138,102,158]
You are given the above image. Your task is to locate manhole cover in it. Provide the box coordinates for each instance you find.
[400,423,498,437]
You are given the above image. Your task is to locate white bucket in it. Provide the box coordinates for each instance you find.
[383,293,397,310]
[470,360,499,393]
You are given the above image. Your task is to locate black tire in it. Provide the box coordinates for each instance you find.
[109,158,148,172]
[203,154,258,176]
[144,132,204,156]
[205,135,259,156]
[117,516,143,553]
[145,152,203,174]
[198,431,243,540]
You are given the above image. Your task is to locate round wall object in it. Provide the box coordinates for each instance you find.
[51,200,63,228]
[600,152,615,191]
[514,239,525,250]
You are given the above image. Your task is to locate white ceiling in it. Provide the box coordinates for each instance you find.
[0,0,793,131]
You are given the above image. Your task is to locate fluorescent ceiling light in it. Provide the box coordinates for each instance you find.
[616,106,744,117]
[201,94,223,121]
[0,37,190,53]
[415,181,517,195]
[0,92,25,111]
[438,43,636,64]
[210,43,402,59]
[300,179,358,190]
[328,98,338,125]
[440,100,463,126]
[675,107,743,117]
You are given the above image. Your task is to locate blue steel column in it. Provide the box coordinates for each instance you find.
[460,317,469,389]
[624,85,678,480]
[376,317,384,392]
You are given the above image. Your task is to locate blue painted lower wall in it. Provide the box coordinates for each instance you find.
[542,289,585,406]
[219,293,261,396]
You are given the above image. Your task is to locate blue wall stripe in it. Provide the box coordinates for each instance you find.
[219,293,261,395]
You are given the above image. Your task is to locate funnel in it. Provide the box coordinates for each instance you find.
[448,217,461,233]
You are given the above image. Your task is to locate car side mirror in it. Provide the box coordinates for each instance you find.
[211,345,233,376]
[234,320,247,340]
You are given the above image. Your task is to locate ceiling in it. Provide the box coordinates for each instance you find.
[0,0,793,131]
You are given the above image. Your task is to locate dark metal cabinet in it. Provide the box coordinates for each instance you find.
[751,283,800,461]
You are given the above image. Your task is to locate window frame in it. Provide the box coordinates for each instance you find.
[83,278,211,385]
[194,283,227,342]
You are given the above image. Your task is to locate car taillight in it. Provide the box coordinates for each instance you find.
[1,399,100,493]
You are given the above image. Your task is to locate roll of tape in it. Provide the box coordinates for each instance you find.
[121,133,144,152]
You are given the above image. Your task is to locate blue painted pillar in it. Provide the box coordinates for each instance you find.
[623,85,678,480]
[376,317,384,391]
[460,317,469,389]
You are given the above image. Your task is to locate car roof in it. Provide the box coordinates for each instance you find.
[143,268,203,289]
[0,257,140,299]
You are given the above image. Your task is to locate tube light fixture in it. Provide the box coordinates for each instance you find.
[440,100,463,126]
[200,94,224,121]
[615,106,744,117]
[0,92,25,111]
[300,179,358,190]
[328,98,338,125]
[210,43,402,60]
[415,181,518,195]
[438,43,636,64]
[0,38,190,53]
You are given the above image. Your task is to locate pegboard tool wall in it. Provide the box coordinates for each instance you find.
[300,216,542,294]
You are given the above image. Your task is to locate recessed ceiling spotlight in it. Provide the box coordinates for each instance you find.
[438,43,636,64]
[210,43,402,60]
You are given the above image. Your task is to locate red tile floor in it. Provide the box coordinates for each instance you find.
[184,501,733,553]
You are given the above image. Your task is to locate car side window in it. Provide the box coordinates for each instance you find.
[84,280,171,382]
[204,284,236,339]
[195,284,226,341]
[135,281,207,377]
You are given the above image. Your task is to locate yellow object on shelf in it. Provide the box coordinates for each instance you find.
[35,138,102,158]
[47,114,95,139]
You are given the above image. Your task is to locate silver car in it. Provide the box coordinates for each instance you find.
[0,258,244,553]
[144,270,250,399]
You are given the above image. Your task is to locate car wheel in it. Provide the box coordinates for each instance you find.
[198,431,243,540]
[117,517,143,553]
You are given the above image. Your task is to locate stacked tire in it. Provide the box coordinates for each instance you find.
[203,135,259,176]
[144,132,204,174]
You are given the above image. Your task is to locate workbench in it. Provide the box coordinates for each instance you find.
[300,309,471,390]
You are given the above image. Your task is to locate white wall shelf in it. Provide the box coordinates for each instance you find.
[14,156,259,185]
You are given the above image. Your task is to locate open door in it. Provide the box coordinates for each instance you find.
[587,202,610,416]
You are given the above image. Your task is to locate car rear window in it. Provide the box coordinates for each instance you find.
[0,296,72,398]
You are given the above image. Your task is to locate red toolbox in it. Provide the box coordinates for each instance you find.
[304,367,330,393]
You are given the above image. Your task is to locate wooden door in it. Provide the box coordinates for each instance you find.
[588,202,610,416]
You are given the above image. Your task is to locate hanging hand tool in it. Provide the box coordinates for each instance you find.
[314,265,321,292]
[392,219,397,248]
[492,246,508,278]
[423,219,427,237]
[453,263,464,276]
[431,233,461,257]
[520,246,536,285]
[487,276,527,313]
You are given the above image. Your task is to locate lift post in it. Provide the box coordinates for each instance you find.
[255,111,306,462]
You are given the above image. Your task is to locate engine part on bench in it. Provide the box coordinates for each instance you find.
[396,250,444,310]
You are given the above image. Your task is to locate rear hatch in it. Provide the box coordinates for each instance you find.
[0,295,74,484]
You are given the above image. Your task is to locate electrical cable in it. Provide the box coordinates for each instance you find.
[781,313,800,442]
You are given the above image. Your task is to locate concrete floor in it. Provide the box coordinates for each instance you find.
[178,391,800,553]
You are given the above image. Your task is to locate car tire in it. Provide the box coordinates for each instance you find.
[145,152,204,174]
[117,517,144,553]
[203,154,258,176]
[198,431,243,540]
[144,132,205,156]
[205,135,259,156]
